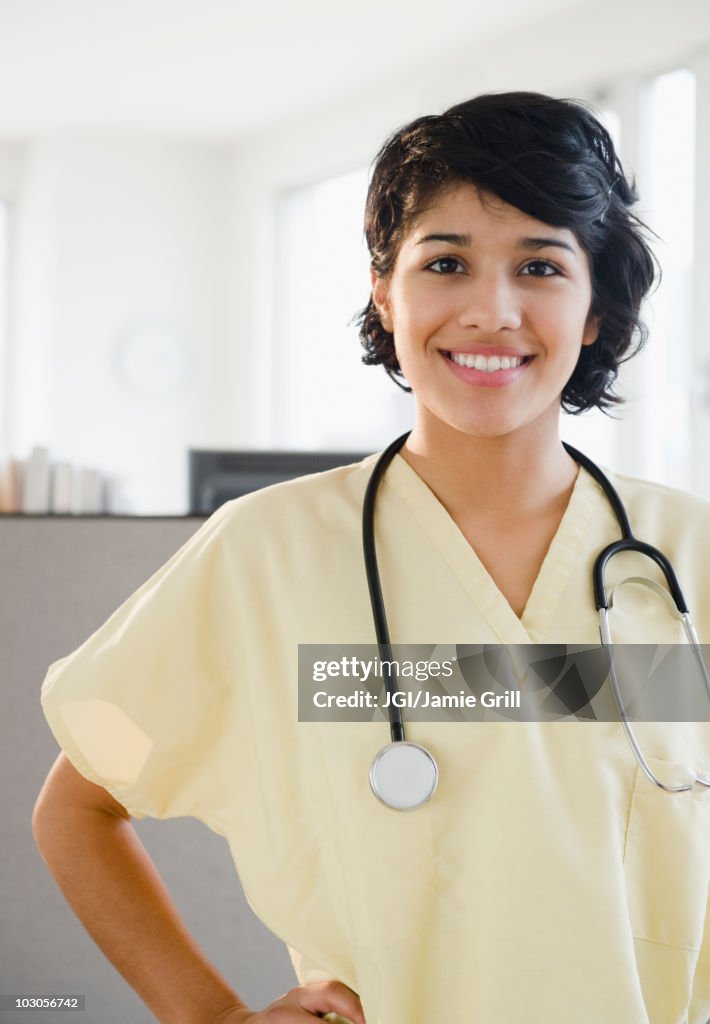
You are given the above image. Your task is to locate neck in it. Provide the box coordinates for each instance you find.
[399,415,579,527]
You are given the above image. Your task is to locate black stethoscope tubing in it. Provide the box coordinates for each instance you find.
[362,429,692,750]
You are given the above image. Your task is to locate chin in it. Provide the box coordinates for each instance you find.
[439,413,525,441]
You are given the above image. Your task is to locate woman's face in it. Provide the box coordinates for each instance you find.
[371,182,600,442]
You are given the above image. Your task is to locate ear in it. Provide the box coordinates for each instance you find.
[582,313,601,348]
[371,270,393,332]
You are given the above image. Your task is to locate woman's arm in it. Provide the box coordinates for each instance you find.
[32,754,366,1024]
[32,753,246,1023]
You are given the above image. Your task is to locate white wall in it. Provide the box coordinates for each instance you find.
[5,137,232,513]
[0,143,26,456]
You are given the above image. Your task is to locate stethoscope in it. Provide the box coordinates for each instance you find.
[364,431,710,810]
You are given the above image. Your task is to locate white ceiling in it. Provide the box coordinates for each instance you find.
[0,0,596,141]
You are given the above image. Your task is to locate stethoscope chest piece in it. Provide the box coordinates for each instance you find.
[370,741,438,811]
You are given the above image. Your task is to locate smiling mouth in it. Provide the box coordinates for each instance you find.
[443,351,534,373]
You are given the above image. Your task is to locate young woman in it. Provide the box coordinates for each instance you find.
[34,93,710,1024]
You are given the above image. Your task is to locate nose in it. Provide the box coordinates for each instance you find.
[457,273,522,332]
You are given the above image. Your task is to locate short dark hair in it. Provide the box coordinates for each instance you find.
[356,91,659,414]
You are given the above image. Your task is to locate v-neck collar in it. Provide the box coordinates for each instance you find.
[381,452,605,644]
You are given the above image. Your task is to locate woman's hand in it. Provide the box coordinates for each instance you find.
[212,981,366,1024]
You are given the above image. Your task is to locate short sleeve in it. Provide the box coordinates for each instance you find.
[40,500,238,827]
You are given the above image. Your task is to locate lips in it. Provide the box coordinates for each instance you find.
[442,347,533,357]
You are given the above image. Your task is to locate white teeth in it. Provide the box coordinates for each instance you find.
[449,352,525,372]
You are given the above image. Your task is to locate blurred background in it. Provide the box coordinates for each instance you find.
[5,4,710,1020]
[0,0,709,513]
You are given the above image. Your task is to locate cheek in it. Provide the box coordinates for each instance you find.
[393,283,451,339]
[528,292,591,349]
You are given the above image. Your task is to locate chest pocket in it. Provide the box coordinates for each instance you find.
[623,757,710,950]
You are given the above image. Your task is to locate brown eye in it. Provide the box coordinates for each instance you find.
[520,260,560,277]
[426,257,465,275]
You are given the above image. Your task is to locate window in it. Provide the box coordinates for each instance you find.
[0,201,8,446]
[560,106,622,469]
[277,167,412,450]
[636,68,696,487]
[562,71,697,488]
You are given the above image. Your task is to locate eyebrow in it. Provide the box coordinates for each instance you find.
[415,232,577,256]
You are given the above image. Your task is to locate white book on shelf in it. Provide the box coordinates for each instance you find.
[21,447,50,513]
[81,468,103,514]
[68,466,104,514]
[50,462,73,514]
[69,467,82,515]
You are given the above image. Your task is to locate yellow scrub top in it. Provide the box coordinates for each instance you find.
[40,452,710,1024]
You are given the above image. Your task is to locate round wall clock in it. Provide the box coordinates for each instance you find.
[112,320,193,398]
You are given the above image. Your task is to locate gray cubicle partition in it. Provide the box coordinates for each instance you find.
[0,515,296,1024]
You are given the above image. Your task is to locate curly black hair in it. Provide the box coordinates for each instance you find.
[355,91,659,414]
